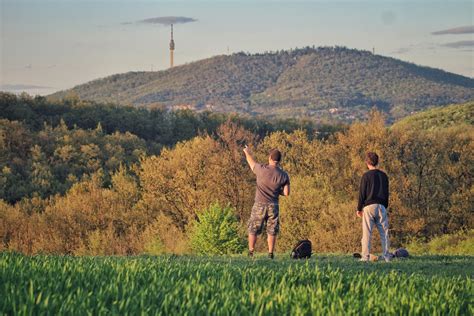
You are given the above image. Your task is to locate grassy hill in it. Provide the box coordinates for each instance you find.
[49,46,474,122]
[392,101,474,130]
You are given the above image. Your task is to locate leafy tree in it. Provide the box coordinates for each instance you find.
[190,203,245,255]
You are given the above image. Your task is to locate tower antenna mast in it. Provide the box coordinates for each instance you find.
[169,24,175,68]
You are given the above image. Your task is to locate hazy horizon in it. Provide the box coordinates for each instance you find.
[1,0,473,95]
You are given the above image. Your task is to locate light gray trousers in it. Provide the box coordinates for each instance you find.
[361,204,390,260]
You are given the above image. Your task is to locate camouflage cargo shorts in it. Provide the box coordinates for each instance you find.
[247,202,280,236]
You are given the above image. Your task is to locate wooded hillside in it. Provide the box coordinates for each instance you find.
[392,101,473,130]
[49,47,474,122]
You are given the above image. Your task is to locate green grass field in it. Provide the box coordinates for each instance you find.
[1,252,472,315]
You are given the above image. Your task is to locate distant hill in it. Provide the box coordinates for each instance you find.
[49,46,474,122]
[392,101,474,130]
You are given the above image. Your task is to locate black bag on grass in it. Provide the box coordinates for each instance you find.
[290,240,312,259]
[394,248,409,258]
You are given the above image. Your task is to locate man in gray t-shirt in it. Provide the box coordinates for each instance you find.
[243,146,290,259]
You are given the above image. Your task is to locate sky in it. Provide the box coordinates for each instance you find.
[1,0,473,95]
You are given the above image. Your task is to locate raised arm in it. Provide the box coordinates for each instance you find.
[243,145,256,171]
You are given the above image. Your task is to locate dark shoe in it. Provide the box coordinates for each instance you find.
[268,252,274,259]
[248,250,254,258]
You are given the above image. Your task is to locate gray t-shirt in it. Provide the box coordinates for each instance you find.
[253,163,290,204]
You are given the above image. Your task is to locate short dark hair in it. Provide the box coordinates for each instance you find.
[269,149,282,162]
[366,152,379,166]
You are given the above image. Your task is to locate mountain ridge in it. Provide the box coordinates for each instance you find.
[49,46,474,122]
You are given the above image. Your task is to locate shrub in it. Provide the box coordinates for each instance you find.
[309,201,362,253]
[139,214,189,255]
[190,203,245,255]
[407,230,474,255]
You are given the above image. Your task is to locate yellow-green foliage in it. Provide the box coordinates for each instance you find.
[408,230,474,255]
[1,111,472,255]
[392,101,474,131]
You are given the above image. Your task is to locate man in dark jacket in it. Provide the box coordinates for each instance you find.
[243,146,290,259]
[357,152,390,262]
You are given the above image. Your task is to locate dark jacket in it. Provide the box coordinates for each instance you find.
[357,169,389,211]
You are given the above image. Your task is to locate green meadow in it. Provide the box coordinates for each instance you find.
[1,252,472,315]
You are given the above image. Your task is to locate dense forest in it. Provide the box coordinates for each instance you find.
[49,46,474,122]
[0,92,341,203]
[1,93,472,255]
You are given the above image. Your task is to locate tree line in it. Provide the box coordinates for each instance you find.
[1,103,472,255]
[0,92,341,204]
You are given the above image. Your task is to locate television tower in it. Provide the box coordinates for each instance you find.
[169,24,175,68]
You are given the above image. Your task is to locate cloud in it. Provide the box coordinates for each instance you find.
[391,43,437,55]
[139,16,196,25]
[432,26,474,35]
[394,40,474,54]
[0,84,53,91]
[442,40,474,49]
[392,46,414,55]
[393,40,473,54]
[123,16,197,26]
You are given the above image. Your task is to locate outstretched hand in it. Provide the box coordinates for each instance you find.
[356,211,363,218]
[243,145,251,155]
[243,145,256,171]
